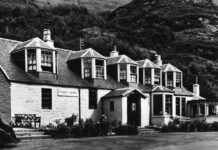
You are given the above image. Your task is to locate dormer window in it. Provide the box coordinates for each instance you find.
[41,50,53,72]
[84,58,92,78]
[154,69,161,85]
[130,66,137,83]
[96,59,104,79]
[145,68,151,85]
[28,49,37,71]
[176,72,181,87]
[167,72,173,87]
[120,64,127,82]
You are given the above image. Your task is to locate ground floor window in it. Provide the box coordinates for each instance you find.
[176,97,180,116]
[110,101,114,111]
[42,88,52,109]
[182,98,186,116]
[165,95,172,115]
[153,95,163,115]
[89,89,97,109]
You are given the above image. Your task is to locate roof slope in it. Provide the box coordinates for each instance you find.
[152,85,173,93]
[13,37,53,52]
[161,64,182,72]
[174,87,193,96]
[137,59,160,69]
[107,55,138,65]
[68,48,106,60]
[0,38,125,89]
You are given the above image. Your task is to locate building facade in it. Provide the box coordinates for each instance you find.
[0,29,208,127]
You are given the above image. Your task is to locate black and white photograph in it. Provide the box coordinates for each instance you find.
[0,0,218,149]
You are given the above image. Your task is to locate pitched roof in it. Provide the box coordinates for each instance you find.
[152,85,174,93]
[107,55,138,65]
[161,63,182,72]
[0,38,125,90]
[12,37,54,53]
[192,95,206,100]
[68,48,106,60]
[102,87,147,99]
[173,87,193,96]
[137,59,160,69]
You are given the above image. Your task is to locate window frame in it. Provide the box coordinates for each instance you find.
[165,95,173,115]
[96,59,104,79]
[89,89,97,109]
[120,64,127,82]
[167,72,174,87]
[145,68,151,85]
[154,68,161,85]
[41,88,52,109]
[176,97,181,116]
[153,94,163,116]
[41,50,53,72]
[176,72,181,87]
[130,65,137,83]
[84,58,92,78]
[27,49,37,71]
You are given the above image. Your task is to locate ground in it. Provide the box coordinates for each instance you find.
[2,132,218,150]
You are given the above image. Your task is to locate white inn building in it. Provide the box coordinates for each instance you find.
[0,29,214,127]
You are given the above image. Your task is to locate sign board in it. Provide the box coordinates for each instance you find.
[58,88,79,97]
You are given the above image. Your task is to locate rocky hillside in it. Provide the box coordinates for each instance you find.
[103,0,218,99]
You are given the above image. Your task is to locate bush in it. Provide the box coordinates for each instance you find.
[114,124,138,135]
[211,122,218,131]
[180,121,190,132]
[65,114,78,127]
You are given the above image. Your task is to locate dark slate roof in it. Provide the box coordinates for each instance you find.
[137,59,160,69]
[12,37,53,52]
[0,38,125,90]
[68,48,106,60]
[107,55,138,65]
[173,87,193,96]
[102,87,147,99]
[161,64,182,72]
[152,85,174,93]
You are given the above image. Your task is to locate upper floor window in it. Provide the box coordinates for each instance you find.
[120,64,127,82]
[154,69,160,85]
[145,68,151,85]
[84,58,92,78]
[41,50,53,72]
[28,49,37,71]
[167,72,173,87]
[96,59,104,79]
[130,66,137,83]
[176,72,181,87]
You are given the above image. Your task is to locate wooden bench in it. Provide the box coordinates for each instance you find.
[14,114,41,128]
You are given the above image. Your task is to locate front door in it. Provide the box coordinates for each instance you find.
[127,94,140,126]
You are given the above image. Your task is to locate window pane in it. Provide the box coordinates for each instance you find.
[145,69,151,85]
[120,64,127,82]
[41,50,53,72]
[167,72,173,87]
[165,95,172,115]
[182,98,186,116]
[42,88,52,109]
[154,69,160,85]
[153,95,163,115]
[28,49,37,71]
[96,59,104,79]
[176,72,181,87]
[130,66,137,83]
[89,89,97,109]
[84,59,92,78]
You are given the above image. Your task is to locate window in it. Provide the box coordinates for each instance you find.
[165,95,172,115]
[145,69,151,85]
[162,73,165,86]
[84,59,92,78]
[120,64,127,82]
[176,72,181,87]
[89,89,97,109]
[96,59,104,79]
[176,97,180,116]
[182,98,186,116]
[110,101,114,111]
[154,69,160,85]
[28,49,37,71]
[167,72,173,87]
[42,88,52,109]
[131,102,137,111]
[41,50,53,72]
[153,95,163,115]
[130,66,137,83]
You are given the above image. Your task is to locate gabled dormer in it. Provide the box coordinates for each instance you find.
[161,64,182,88]
[137,59,161,86]
[107,48,139,83]
[67,48,107,80]
[11,29,57,75]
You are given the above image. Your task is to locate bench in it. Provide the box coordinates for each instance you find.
[14,114,41,128]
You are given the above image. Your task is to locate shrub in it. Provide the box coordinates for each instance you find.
[114,124,138,135]
[211,122,218,131]
[84,119,98,137]
[160,125,169,133]
[65,114,78,127]
[180,121,190,132]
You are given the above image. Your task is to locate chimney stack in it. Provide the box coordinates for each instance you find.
[43,29,54,48]
[155,55,162,66]
[193,84,200,96]
[110,45,119,57]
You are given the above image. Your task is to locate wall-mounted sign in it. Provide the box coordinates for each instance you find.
[58,88,79,97]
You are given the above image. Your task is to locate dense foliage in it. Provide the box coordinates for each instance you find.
[0,0,218,99]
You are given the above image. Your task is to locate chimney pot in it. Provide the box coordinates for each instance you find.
[110,45,119,57]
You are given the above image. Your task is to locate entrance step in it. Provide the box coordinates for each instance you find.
[13,128,51,141]
[138,127,159,135]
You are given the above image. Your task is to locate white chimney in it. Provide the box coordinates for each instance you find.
[43,29,54,48]
[193,84,200,96]
[155,55,162,66]
[110,45,119,57]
